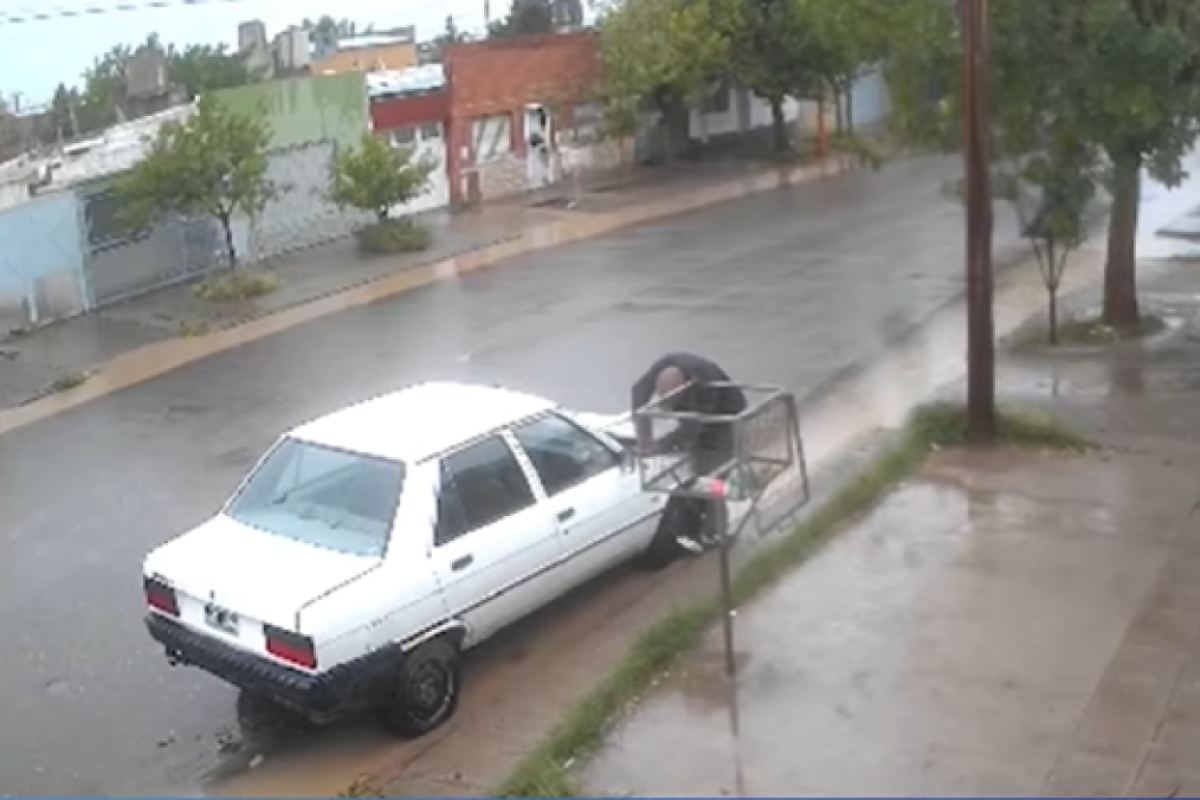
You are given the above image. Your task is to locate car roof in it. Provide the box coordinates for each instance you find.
[288,381,557,463]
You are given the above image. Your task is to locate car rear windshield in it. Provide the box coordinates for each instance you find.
[226,437,405,558]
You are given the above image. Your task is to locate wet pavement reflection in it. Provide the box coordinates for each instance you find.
[584,449,1200,797]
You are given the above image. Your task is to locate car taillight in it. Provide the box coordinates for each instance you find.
[265,625,317,670]
[144,576,179,616]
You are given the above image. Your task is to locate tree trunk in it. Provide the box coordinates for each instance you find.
[769,97,788,153]
[1102,153,1141,328]
[219,215,237,268]
[844,84,855,133]
[1047,287,1059,345]
[833,92,844,135]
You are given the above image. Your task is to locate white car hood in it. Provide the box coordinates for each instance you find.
[144,514,380,629]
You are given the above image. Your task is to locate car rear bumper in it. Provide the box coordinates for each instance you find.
[145,613,358,724]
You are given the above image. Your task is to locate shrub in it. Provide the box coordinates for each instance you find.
[193,271,280,303]
[355,218,432,255]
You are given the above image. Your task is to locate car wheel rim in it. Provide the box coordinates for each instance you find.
[406,661,452,723]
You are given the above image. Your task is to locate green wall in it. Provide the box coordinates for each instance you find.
[212,73,368,150]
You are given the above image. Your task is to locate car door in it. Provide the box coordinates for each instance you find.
[510,413,661,588]
[429,434,562,646]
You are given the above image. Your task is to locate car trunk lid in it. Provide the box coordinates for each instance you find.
[144,514,380,637]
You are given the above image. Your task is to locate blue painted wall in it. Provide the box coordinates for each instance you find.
[0,190,90,326]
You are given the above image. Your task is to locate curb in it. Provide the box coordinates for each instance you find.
[0,158,856,439]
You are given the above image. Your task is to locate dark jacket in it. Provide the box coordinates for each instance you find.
[631,352,747,458]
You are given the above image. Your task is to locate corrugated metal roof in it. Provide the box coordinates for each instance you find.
[366,64,447,99]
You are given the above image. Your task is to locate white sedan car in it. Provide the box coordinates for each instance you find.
[142,381,684,737]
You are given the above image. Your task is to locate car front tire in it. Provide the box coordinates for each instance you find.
[374,637,462,738]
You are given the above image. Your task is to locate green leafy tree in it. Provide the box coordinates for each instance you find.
[167,43,252,99]
[489,0,556,38]
[723,0,822,152]
[48,84,78,140]
[117,95,274,267]
[1017,132,1100,343]
[886,0,1200,329]
[797,0,890,133]
[77,44,132,132]
[329,133,435,221]
[598,0,731,154]
[303,16,360,54]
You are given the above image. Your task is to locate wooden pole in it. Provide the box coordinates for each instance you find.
[960,0,996,442]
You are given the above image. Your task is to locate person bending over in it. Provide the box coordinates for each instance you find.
[631,352,747,553]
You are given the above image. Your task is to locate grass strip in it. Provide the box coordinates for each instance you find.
[494,402,1091,798]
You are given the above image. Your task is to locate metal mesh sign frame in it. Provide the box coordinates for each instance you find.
[633,381,811,542]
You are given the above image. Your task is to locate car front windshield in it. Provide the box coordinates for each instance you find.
[226,437,405,558]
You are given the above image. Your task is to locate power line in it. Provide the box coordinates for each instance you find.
[0,0,247,25]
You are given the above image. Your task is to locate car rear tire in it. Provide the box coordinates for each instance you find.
[373,638,461,738]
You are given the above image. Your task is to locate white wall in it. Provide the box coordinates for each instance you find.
[688,83,813,142]
[687,74,888,145]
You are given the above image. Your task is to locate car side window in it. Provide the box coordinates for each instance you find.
[435,435,536,545]
[512,414,621,498]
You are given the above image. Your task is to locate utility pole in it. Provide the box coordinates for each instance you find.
[960,0,996,442]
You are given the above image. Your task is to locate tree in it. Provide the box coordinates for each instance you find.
[797,0,890,133]
[48,84,78,140]
[117,95,274,267]
[597,0,731,154]
[1016,133,1099,343]
[886,0,1200,330]
[329,132,435,221]
[723,0,823,152]
[489,0,556,38]
[1073,1,1200,328]
[77,44,132,132]
[166,43,252,99]
[303,16,359,53]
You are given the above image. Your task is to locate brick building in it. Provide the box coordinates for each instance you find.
[443,32,609,205]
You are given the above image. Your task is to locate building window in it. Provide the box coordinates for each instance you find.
[391,126,416,147]
[471,113,513,163]
[419,122,442,141]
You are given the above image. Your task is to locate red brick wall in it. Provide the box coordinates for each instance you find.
[369,91,450,132]
[443,32,603,205]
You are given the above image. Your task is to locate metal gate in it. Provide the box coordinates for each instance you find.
[81,182,225,308]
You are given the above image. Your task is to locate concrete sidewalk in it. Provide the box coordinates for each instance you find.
[582,268,1200,798]
[0,156,849,412]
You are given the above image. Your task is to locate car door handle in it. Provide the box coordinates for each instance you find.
[557,507,576,523]
[451,555,474,572]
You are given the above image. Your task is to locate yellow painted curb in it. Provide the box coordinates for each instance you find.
[0,160,849,438]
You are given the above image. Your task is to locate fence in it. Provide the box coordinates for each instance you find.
[78,180,226,308]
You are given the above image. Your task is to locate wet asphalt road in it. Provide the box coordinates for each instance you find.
[0,155,1013,796]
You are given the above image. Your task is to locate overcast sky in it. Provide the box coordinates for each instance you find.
[0,0,492,105]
